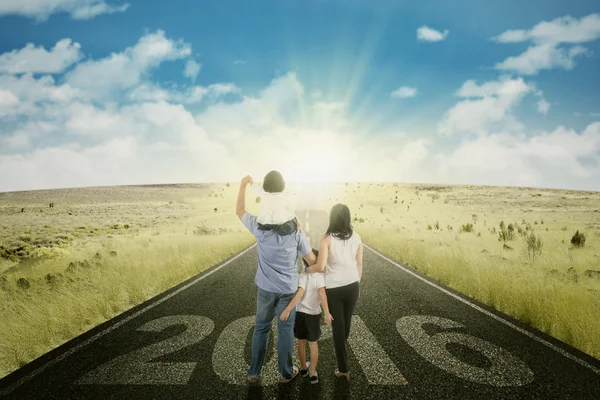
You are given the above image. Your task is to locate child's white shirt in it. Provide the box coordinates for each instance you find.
[297,271,326,315]
[252,183,296,225]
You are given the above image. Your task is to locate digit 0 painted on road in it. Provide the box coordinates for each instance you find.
[76,314,532,387]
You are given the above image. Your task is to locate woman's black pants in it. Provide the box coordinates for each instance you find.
[325,281,360,373]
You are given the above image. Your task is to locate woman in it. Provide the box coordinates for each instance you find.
[304,203,363,381]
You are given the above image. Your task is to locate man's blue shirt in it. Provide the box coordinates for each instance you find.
[242,212,312,294]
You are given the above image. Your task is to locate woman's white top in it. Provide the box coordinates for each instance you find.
[325,232,362,289]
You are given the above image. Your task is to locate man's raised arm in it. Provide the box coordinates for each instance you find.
[236,175,253,220]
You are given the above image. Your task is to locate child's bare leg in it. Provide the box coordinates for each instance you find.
[308,341,319,375]
[298,339,308,370]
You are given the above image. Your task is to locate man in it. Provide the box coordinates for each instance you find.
[236,172,317,384]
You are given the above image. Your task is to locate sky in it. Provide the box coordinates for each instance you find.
[0,0,600,192]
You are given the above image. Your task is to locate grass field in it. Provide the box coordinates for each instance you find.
[1,182,599,378]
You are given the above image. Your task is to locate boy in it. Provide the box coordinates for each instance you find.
[280,249,332,384]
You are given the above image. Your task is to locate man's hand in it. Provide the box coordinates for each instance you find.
[324,312,334,326]
[241,175,253,186]
[280,308,292,322]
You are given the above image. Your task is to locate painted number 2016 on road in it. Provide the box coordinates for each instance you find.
[78,314,534,387]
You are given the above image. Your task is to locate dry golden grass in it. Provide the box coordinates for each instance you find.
[0,184,254,378]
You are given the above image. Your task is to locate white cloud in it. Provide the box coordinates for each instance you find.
[233,60,247,65]
[184,60,201,82]
[128,82,240,104]
[537,98,550,115]
[66,30,191,98]
[0,89,20,116]
[0,0,129,21]
[492,14,600,75]
[438,77,532,136]
[494,43,589,75]
[0,73,82,118]
[1,60,599,192]
[493,14,600,44]
[1,131,30,150]
[417,26,449,42]
[0,39,82,74]
[590,112,600,117]
[435,124,600,189]
[391,86,418,99]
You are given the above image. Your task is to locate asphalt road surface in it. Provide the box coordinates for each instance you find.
[1,209,599,399]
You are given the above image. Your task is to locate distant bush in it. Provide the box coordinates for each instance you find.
[380,207,385,214]
[571,230,586,248]
[434,221,440,230]
[498,222,516,242]
[472,214,478,224]
[524,231,543,261]
[124,224,130,229]
[256,196,261,203]
[446,225,453,232]
[427,224,432,230]
[226,183,230,187]
[561,226,568,231]
[460,223,473,233]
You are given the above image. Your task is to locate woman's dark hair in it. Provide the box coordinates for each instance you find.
[326,203,353,240]
[263,170,285,193]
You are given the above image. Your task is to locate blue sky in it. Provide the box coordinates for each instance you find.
[1,0,600,191]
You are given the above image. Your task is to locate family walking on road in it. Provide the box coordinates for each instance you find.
[235,170,363,385]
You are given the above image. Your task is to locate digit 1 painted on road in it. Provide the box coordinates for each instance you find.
[396,315,534,387]
[349,316,408,385]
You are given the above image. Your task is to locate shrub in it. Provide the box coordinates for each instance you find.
[571,230,586,248]
[434,221,440,230]
[472,214,478,224]
[460,223,473,233]
[427,225,432,230]
[124,224,130,229]
[256,196,261,203]
[524,231,543,261]
[380,207,384,214]
[17,234,32,242]
[499,223,516,242]
[561,226,568,231]
[226,183,230,187]
[193,224,215,235]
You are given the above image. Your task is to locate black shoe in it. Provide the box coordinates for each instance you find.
[309,372,319,384]
[300,362,311,378]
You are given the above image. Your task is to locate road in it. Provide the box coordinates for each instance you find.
[1,209,599,399]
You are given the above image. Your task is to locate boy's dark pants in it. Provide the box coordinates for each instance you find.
[325,281,360,373]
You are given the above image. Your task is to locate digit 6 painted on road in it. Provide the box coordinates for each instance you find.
[396,315,534,387]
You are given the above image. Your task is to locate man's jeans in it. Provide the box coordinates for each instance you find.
[248,288,296,379]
